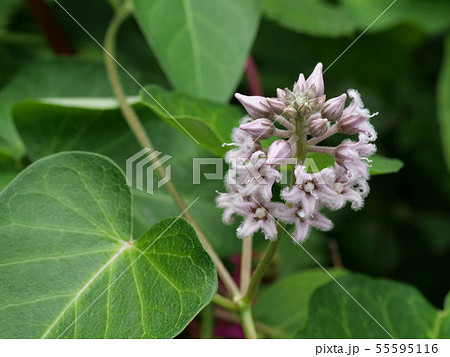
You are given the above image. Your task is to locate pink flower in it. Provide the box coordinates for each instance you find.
[225,128,261,162]
[230,151,281,201]
[334,135,376,179]
[281,166,337,217]
[324,165,365,210]
[337,90,376,139]
[235,197,284,240]
[277,203,333,242]
[218,63,379,244]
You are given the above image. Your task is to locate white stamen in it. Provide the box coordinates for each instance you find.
[296,210,306,219]
[303,181,315,193]
[334,182,344,194]
[254,207,267,219]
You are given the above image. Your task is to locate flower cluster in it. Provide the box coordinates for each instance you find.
[217,63,377,242]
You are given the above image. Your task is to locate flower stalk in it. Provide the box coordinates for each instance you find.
[240,235,253,295]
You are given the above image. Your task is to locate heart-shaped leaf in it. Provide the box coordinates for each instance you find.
[131,0,262,102]
[0,152,217,338]
[12,99,243,257]
[299,273,450,338]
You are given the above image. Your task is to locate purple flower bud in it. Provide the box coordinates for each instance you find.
[309,95,326,112]
[298,102,312,117]
[276,88,287,101]
[239,118,274,139]
[266,98,285,115]
[293,73,307,94]
[235,93,271,118]
[337,112,368,135]
[266,139,292,165]
[307,116,328,137]
[285,89,296,101]
[322,94,347,121]
[283,107,298,119]
[306,62,324,97]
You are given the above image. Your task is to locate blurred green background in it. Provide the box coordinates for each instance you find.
[1,0,449,314]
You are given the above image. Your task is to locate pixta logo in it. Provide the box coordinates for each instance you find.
[126,148,171,194]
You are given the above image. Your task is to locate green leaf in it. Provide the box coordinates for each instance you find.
[12,99,242,257]
[0,0,22,30]
[131,0,262,102]
[253,268,346,337]
[438,34,450,174]
[141,85,242,156]
[0,171,17,192]
[369,154,404,174]
[0,152,217,338]
[299,273,450,338]
[0,58,139,159]
[306,152,403,175]
[342,0,450,34]
[263,0,356,37]
[0,150,21,191]
[277,230,330,277]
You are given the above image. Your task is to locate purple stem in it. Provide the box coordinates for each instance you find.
[245,55,264,96]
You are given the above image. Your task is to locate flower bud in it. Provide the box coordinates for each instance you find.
[309,95,326,112]
[306,62,324,97]
[235,93,271,118]
[239,118,274,139]
[277,88,287,101]
[303,84,316,100]
[308,117,328,137]
[337,111,369,135]
[283,107,298,119]
[285,89,296,101]
[322,94,347,121]
[267,98,285,115]
[298,101,312,117]
[293,73,307,94]
[266,140,292,165]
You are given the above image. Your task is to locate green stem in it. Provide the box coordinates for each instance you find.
[200,303,214,339]
[103,2,240,298]
[243,235,282,305]
[240,235,253,295]
[215,309,290,339]
[212,294,239,311]
[240,305,258,339]
[295,114,308,163]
